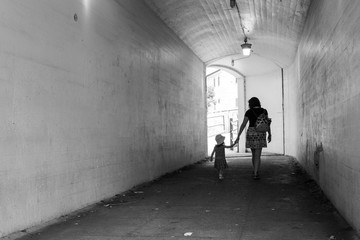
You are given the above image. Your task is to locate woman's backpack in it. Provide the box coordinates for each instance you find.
[252,109,271,133]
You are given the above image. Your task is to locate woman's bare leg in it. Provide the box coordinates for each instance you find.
[251,148,262,178]
[251,149,256,170]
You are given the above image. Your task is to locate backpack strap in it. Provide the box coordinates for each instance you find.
[250,109,257,118]
[251,108,265,118]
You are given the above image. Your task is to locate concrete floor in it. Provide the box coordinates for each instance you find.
[5,153,360,240]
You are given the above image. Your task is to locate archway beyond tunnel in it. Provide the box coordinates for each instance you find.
[206,67,284,156]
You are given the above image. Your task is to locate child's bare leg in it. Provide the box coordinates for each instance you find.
[219,169,224,179]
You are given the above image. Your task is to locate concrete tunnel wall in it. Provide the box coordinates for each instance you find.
[290,0,360,233]
[0,0,207,237]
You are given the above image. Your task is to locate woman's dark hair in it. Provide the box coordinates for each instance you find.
[248,97,261,108]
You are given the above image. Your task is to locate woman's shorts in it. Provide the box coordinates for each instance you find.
[246,127,267,149]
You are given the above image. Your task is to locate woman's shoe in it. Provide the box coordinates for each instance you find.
[253,173,260,180]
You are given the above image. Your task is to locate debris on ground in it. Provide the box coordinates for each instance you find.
[132,191,144,194]
[100,188,147,208]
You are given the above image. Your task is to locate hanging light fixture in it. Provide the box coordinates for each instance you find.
[241,38,252,56]
[230,0,253,57]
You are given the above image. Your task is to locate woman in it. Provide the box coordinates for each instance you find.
[235,97,271,180]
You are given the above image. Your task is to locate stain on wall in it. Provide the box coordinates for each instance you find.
[296,0,360,234]
[0,0,206,237]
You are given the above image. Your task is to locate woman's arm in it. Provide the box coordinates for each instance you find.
[267,113,272,143]
[235,116,249,143]
[267,127,272,143]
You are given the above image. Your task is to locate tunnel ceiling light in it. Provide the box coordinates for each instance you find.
[241,38,252,56]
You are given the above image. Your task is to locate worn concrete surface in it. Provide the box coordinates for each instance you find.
[6,153,359,240]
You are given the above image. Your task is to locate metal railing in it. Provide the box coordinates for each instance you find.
[207,109,238,150]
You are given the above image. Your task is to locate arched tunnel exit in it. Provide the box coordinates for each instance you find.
[206,64,285,156]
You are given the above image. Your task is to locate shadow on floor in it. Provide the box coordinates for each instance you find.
[5,155,360,240]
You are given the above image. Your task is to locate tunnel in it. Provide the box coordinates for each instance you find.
[1,0,360,238]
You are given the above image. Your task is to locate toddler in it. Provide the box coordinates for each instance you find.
[210,134,236,180]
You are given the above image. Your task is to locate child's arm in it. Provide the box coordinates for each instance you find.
[210,147,215,161]
[224,142,237,148]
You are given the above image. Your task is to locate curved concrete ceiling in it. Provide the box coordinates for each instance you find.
[144,0,311,76]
